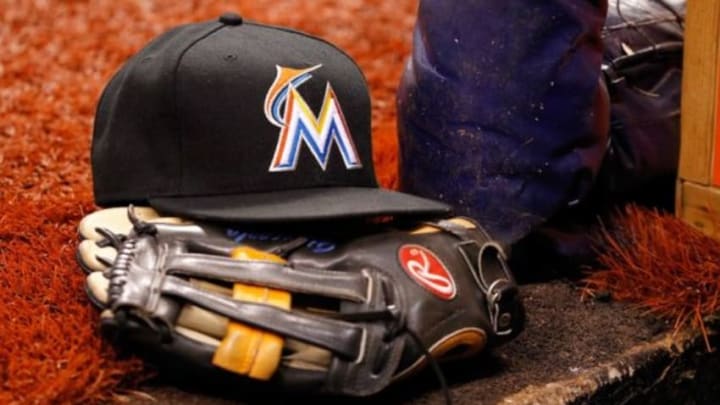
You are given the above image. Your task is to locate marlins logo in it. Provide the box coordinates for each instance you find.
[263,65,362,172]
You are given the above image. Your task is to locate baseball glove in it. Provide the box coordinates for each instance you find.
[77,206,523,397]
[599,0,684,199]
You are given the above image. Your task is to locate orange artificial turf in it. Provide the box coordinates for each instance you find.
[584,205,720,350]
[0,1,416,402]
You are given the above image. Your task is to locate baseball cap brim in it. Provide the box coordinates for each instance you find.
[149,187,451,223]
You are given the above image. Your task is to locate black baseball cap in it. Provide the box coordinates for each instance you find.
[91,13,450,223]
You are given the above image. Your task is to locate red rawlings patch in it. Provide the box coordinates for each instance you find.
[398,244,456,300]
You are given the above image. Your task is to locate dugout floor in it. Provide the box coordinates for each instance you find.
[124,280,719,405]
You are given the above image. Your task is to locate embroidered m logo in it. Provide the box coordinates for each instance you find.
[264,65,362,172]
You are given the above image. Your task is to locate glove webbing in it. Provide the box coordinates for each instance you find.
[212,246,290,380]
[149,273,368,360]
[164,254,369,303]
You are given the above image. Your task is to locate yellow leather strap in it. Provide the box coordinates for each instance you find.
[410,217,476,235]
[211,247,291,380]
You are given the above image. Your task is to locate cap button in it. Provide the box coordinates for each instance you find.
[219,12,243,26]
